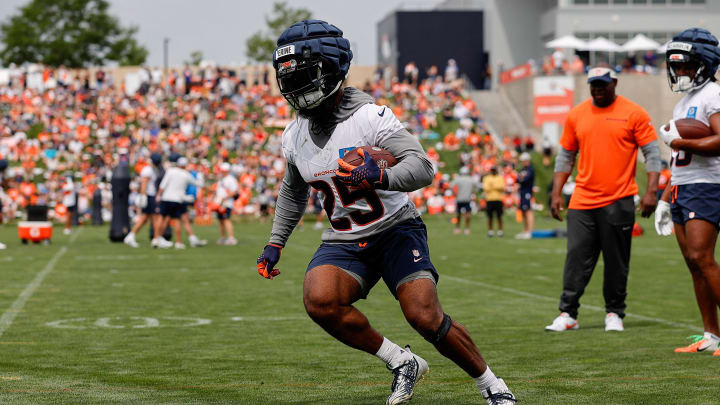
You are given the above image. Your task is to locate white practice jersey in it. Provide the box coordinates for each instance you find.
[671,81,720,185]
[216,174,239,209]
[159,167,199,203]
[282,103,409,235]
[140,165,158,196]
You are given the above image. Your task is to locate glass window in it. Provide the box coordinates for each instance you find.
[651,32,668,43]
[689,0,704,3]
[594,0,609,4]
[613,32,630,44]
[613,0,629,3]
[576,32,591,40]
[632,0,648,3]
[651,0,667,4]
[670,0,686,4]
[573,0,590,4]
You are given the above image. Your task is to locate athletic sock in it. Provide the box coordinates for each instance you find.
[704,332,720,347]
[375,337,410,368]
[474,366,499,391]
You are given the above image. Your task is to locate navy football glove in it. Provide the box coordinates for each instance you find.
[336,148,389,190]
[257,243,283,279]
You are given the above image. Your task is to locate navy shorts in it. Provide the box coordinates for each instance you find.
[519,191,532,212]
[216,209,231,220]
[671,183,720,228]
[457,201,471,214]
[160,201,186,219]
[306,217,439,299]
[142,196,158,215]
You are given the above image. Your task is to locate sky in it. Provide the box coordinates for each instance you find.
[0,0,443,67]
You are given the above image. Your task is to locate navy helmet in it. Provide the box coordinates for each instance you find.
[666,28,720,93]
[169,152,181,163]
[272,20,352,111]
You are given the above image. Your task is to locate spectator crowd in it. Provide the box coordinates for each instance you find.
[0,60,541,246]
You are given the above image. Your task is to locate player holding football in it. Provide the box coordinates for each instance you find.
[255,20,516,405]
[656,28,720,356]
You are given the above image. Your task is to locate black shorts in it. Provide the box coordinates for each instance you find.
[456,201,471,214]
[142,197,159,215]
[216,209,231,220]
[486,201,503,218]
[306,217,439,299]
[160,201,186,219]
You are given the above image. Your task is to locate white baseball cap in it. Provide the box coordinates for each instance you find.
[519,152,531,161]
[177,157,188,167]
[220,162,231,172]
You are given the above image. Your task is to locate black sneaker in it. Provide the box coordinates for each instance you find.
[385,345,429,405]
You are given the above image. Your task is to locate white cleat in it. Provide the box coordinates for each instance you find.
[216,237,226,245]
[481,378,517,405]
[386,345,429,405]
[123,233,139,248]
[224,237,238,246]
[605,312,624,332]
[63,228,72,235]
[313,222,324,230]
[545,312,579,332]
[0,241,6,249]
[174,242,186,250]
[514,232,531,240]
[189,237,207,247]
[151,237,173,249]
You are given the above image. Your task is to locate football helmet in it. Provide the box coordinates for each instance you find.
[272,20,352,111]
[666,28,720,93]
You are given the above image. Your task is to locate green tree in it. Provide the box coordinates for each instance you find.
[185,50,204,66]
[246,2,312,63]
[0,0,148,67]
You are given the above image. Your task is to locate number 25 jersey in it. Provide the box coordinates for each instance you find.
[282,103,412,239]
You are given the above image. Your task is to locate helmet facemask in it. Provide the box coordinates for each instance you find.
[276,58,343,112]
[666,41,715,93]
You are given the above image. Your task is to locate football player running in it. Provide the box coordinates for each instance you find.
[256,20,516,405]
[656,28,720,356]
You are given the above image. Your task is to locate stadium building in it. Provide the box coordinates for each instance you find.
[379,0,720,87]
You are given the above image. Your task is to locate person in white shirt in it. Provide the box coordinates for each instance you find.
[153,155,203,249]
[61,174,77,235]
[215,162,239,245]
[123,153,162,248]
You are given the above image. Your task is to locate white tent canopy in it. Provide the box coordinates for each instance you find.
[581,37,622,52]
[545,35,588,49]
[622,34,661,52]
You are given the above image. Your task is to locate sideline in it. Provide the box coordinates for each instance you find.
[444,274,702,332]
[0,229,81,338]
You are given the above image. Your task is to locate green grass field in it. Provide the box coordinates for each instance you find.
[1,215,719,404]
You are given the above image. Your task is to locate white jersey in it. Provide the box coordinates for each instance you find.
[140,165,158,196]
[671,81,720,185]
[159,167,199,203]
[62,180,76,207]
[216,174,239,209]
[282,103,409,235]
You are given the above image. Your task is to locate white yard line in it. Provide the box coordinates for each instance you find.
[444,274,702,332]
[0,229,81,339]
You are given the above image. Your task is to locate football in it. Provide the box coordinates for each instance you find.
[341,146,398,169]
[668,118,714,140]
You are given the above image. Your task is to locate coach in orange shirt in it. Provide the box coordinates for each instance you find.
[545,67,660,333]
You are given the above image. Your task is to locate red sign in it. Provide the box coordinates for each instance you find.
[533,77,574,127]
[500,63,533,84]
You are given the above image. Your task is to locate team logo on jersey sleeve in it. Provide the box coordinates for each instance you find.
[687,106,698,119]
